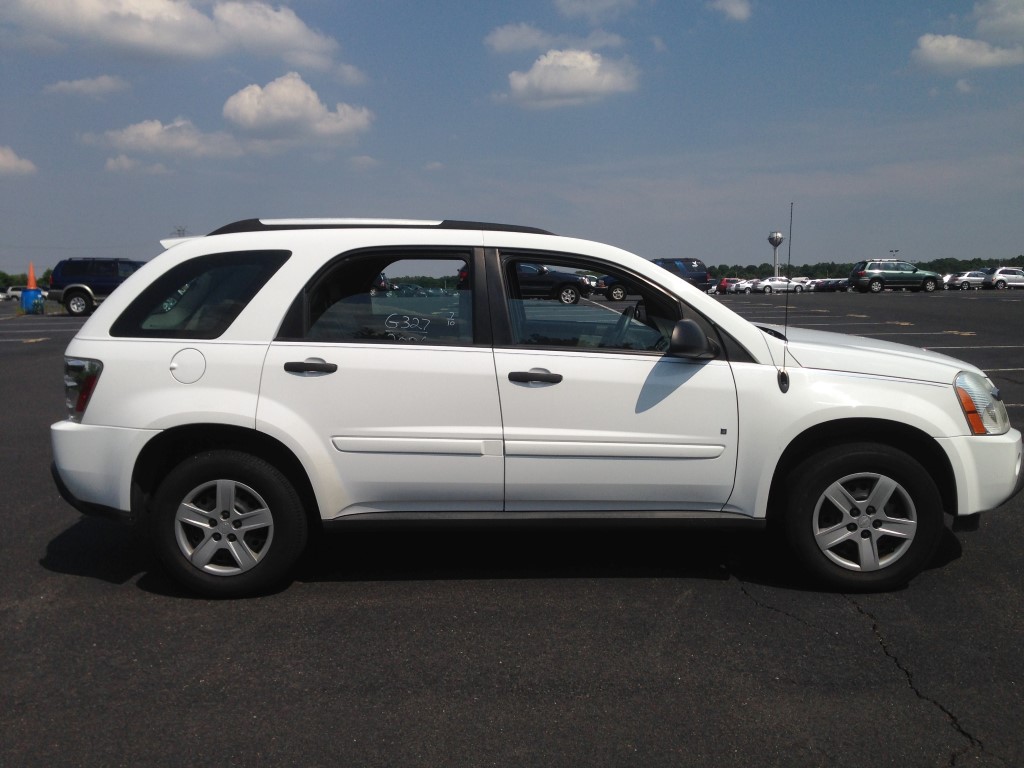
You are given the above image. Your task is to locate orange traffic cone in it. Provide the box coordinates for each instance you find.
[28,262,37,289]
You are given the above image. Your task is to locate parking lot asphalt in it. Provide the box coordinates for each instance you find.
[1,291,1023,768]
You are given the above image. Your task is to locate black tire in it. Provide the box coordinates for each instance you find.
[743,287,752,294]
[609,285,627,301]
[557,285,580,304]
[151,450,308,597]
[783,443,943,591]
[995,280,1007,290]
[763,286,773,294]
[868,279,884,293]
[794,284,804,293]
[65,291,93,317]
[959,282,971,290]
[922,278,937,292]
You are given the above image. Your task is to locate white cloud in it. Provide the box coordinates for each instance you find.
[506,49,639,108]
[708,0,753,22]
[485,23,622,53]
[222,72,373,139]
[104,154,170,174]
[913,33,1024,72]
[0,145,38,175]
[93,118,243,158]
[974,0,1024,43]
[554,0,636,24]
[956,78,974,93]
[44,75,129,97]
[8,0,341,70]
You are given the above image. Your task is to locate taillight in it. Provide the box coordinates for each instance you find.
[64,357,103,422]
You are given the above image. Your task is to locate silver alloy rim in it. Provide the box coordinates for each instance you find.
[811,471,917,572]
[68,296,87,314]
[560,287,577,303]
[174,479,275,576]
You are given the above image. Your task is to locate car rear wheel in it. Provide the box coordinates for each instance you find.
[794,284,804,293]
[784,443,943,591]
[868,279,884,293]
[996,280,1007,289]
[151,450,308,597]
[763,286,773,294]
[609,285,627,301]
[558,285,581,304]
[65,291,93,317]
[959,282,971,290]
[743,287,752,294]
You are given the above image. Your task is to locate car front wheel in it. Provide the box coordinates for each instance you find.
[996,280,1007,289]
[151,450,308,597]
[558,285,581,304]
[784,443,943,591]
[609,285,627,301]
[65,291,93,317]
[922,278,937,292]
[868,279,884,293]
[763,286,773,294]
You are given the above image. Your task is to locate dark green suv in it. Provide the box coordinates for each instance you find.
[850,259,941,294]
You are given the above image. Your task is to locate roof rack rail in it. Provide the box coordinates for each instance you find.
[207,218,555,236]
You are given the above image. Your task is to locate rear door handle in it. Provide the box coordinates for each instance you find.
[508,370,563,384]
[284,360,338,375]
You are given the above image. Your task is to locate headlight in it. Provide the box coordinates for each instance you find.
[954,371,1010,435]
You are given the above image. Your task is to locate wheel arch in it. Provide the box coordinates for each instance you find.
[131,424,321,531]
[766,418,957,524]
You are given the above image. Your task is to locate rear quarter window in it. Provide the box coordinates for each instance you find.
[110,250,290,339]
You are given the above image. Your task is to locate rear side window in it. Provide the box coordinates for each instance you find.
[283,251,473,345]
[110,250,290,338]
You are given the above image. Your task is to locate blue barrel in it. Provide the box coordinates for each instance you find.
[21,288,44,314]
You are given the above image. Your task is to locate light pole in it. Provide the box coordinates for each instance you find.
[768,231,784,278]
[889,249,899,260]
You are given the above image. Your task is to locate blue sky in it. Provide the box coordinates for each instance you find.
[1,0,1022,275]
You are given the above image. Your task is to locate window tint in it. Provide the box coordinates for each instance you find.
[298,253,473,345]
[110,250,290,338]
[503,253,679,352]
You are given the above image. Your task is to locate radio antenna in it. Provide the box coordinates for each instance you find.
[778,202,794,393]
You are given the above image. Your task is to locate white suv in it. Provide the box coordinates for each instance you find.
[51,218,1023,596]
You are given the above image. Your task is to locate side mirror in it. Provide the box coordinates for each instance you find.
[668,319,719,360]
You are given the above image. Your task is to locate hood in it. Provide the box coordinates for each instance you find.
[758,324,982,384]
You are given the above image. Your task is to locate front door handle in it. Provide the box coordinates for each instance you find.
[284,360,338,375]
[508,370,563,384]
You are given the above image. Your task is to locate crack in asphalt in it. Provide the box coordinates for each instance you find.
[842,595,1003,768]
[731,576,1010,767]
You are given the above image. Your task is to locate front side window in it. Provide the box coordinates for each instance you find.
[502,252,679,353]
[110,250,290,338]
[296,252,473,345]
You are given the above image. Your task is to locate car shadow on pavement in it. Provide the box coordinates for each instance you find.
[39,516,963,597]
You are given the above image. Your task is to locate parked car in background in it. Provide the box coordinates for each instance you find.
[947,271,988,290]
[651,258,712,292]
[730,279,754,294]
[4,286,27,301]
[983,267,1024,290]
[596,275,639,301]
[48,257,146,316]
[515,262,593,304]
[849,259,941,294]
[717,277,741,294]
[752,276,805,294]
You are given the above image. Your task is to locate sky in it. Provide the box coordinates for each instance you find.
[1,0,1023,276]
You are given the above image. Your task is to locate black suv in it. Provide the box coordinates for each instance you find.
[651,258,712,292]
[48,257,146,316]
[514,263,593,304]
